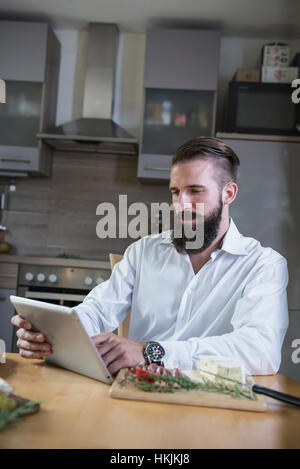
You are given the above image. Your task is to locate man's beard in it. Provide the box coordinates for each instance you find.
[171,197,223,254]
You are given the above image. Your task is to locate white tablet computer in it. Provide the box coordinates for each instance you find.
[10,295,113,385]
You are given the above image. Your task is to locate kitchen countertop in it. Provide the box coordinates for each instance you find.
[0,254,111,270]
[1,354,300,449]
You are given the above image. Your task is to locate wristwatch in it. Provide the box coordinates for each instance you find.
[143,341,165,366]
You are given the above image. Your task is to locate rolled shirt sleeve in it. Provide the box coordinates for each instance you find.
[160,256,289,375]
[73,242,137,336]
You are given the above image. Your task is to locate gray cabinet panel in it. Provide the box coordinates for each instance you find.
[138,153,172,180]
[221,138,300,310]
[0,288,16,353]
[144,29,220,90]
[0,21,48,82]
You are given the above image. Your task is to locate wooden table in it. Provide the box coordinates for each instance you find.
[1,354,300,449]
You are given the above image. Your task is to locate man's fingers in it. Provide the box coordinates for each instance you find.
[16,328,46,343]
[17,339,51,353]
[11,315,32,331]
[19,348,51,360]
[91,332,115,346]
[96,337,119,357]
[107,357,128,376]
[100,344,124,368]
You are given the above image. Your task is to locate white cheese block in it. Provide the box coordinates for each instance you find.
[0,378,13,394]
[183,356,246,387]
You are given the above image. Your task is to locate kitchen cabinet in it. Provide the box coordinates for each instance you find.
[0,21,60,177]
[144,28,220,90]
[138,28,220,181]
[0,288,16,354]
[0,262,18,353]
[0,21,50,82]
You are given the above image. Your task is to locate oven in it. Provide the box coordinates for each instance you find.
[11,263,110,352]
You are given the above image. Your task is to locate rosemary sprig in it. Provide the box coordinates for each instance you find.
[0,400,42,430]
[125,373,255,401]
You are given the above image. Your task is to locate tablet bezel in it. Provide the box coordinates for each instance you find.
[10,295,113,384]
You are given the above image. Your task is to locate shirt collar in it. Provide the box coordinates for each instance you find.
[159,218,248,256]
[219,218,248,256]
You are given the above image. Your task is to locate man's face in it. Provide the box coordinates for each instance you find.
[169,159,224,253]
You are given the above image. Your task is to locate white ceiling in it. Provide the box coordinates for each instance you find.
[0,0,299,37]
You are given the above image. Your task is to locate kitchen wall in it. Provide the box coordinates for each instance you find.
[2,28,300,260]
[3,151,170,260]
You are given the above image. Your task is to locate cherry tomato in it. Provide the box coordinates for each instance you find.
[135,368,155,383]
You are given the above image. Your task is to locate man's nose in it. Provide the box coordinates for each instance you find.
[177,192,192,211]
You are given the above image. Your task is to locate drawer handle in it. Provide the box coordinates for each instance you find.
[0,297,6,301]
[0,158,31,164]
[144,166,171,171]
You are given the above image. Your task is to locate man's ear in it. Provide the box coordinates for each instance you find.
[223,182,238,206]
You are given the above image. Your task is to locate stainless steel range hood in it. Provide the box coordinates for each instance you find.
[37,23,138,155]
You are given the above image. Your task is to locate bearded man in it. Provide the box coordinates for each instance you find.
[12,137,289,376]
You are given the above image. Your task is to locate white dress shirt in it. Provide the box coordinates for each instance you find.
[74,218,289,375]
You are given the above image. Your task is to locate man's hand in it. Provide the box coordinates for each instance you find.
[11,314,52,359]
[92,332,146,376]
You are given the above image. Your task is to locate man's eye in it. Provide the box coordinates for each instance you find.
[191,190,203,194]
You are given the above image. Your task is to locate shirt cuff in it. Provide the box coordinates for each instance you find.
[158,340,193,370]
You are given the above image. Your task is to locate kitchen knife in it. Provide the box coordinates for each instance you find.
[195,368,300,407]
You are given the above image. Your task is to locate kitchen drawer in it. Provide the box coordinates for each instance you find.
[0,144,51,177]
[0,263,18,289]
[137,153,172,180]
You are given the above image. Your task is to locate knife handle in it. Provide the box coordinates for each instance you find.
[252,384,300,407]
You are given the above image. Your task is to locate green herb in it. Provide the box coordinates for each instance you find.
[0,400,43,430]
[125,373,255,401]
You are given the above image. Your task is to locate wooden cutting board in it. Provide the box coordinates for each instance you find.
[110,369,268,412]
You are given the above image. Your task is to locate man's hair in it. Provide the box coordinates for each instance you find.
[172,137,240,189]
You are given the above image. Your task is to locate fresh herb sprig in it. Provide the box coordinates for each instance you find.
[124,373,255,401]
[0,400,42,430]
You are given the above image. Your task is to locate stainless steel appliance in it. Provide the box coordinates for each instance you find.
[38,23,138,155]
[12,263,110,352]
[226,81,300,136]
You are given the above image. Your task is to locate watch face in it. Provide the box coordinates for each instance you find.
[146,342,165,362]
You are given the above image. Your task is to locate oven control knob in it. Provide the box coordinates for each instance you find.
[25,272,34,281]
[48,274,58,283]
[37,273,46,282]
[96,277,105,285]
[84,276,93,286]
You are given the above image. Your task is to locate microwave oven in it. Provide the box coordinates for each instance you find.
[226,81,300,136]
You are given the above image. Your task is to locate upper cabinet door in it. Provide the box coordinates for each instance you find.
[144,28,220,90]
[0,21,48,82]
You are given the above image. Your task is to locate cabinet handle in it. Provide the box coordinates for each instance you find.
[144,166,171,171]
[0,158,31,164]
[0,297,6,301]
